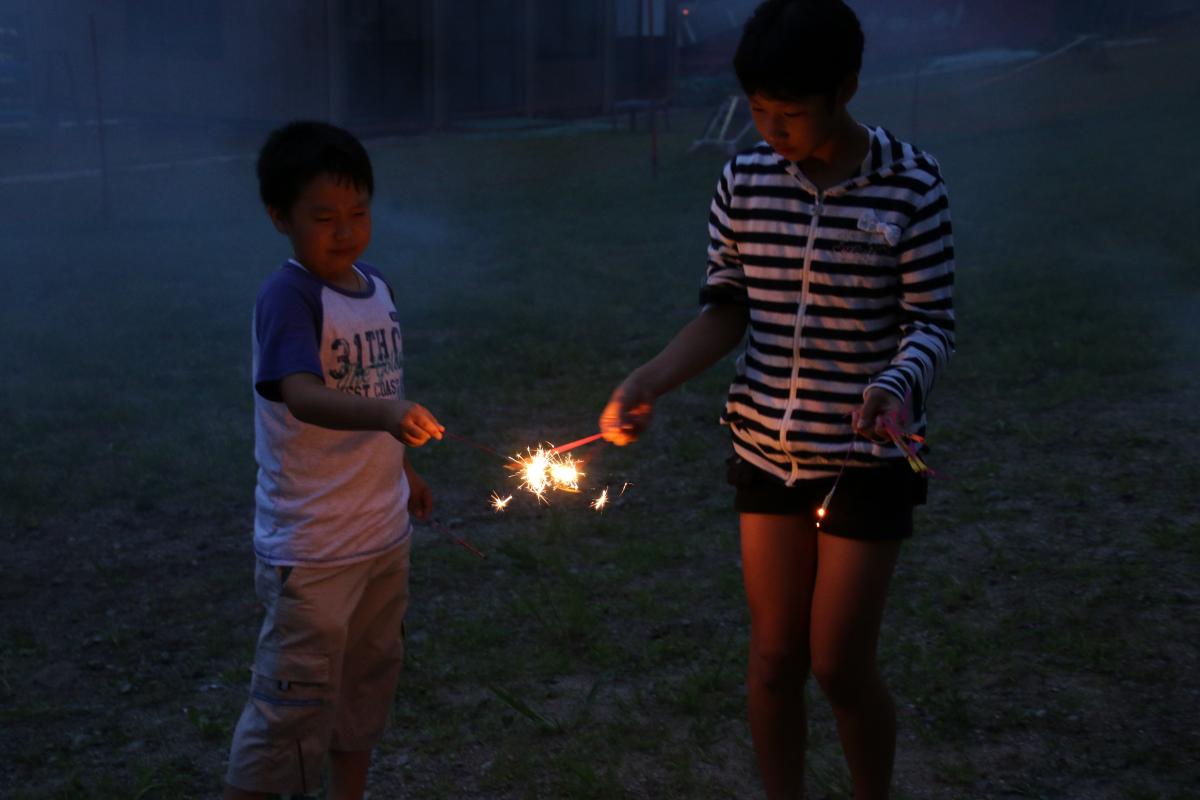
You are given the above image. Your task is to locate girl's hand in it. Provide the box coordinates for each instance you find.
[599,378,656,446]
[851,387,904,442]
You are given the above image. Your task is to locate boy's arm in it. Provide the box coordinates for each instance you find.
[600,303,748,445]
[279,373,444,446]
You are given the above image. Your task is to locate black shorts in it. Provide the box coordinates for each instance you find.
[726,456,927,540]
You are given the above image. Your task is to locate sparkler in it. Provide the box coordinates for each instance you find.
[426,518,486,559]
[816,410,938,529]
[816,437,856,530]
[548,432,605,455]
[447,427,624,511]
[442,431,506,459]
[509,444,584,503]
[879,416,936,477]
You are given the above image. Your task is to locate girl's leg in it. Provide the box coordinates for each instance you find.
[809,533,902,800]
[740,513,820,800]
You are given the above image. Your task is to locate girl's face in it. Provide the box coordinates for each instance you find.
[747,89,845,164]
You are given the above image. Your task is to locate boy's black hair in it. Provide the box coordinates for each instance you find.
[734,0,864,106]
[256,120,374,214]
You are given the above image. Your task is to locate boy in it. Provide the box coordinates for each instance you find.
[224,121,444,800]
[599,1,955,797]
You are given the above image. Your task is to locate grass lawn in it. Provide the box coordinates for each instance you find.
[1,24,1198,800]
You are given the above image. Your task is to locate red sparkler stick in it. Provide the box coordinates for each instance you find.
[442,431,507,460]
[426,518,486,559]
[549,432,605,455]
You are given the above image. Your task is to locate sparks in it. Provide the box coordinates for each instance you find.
[549,460,582,491]
[509,444,584,502]
[591,487,609,511]
[490,492,513,512]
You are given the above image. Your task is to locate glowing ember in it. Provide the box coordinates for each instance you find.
[549,461,581,490]
[591,487,609,511]
[816,493,831,528]
[490,492,513,512]
[510,444,584,502]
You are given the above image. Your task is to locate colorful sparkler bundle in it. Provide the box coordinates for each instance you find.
[879,416,936,478]
[816,409,939,529]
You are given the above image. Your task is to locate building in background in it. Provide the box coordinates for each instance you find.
[676,0,1200,76]
[9,0,1193,133]
[3,0,681,131]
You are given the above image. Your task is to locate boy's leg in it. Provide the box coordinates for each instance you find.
[224,559,344,798]
[739,512,819,800]
[328,750,371,800]
[328,537,411,799]
[809,533,901,800]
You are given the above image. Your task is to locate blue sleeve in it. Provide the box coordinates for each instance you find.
[254,271,324,402]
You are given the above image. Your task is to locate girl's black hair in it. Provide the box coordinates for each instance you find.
[256,121,374,214]
[733,0,864,106]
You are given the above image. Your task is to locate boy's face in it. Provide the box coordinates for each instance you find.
[268,173,371,283]
[747,90,846,164]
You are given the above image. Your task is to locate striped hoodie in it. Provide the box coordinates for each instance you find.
[701,126,955,484]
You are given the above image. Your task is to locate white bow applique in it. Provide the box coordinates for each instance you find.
[857,211,902,247]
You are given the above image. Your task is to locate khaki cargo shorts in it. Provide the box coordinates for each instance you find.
[225,537,410,795]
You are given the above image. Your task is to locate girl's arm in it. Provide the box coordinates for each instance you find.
[600,302,748,445]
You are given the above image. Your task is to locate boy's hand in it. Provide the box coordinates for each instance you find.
[406,467,433,520]
[599,378,656,446]
[852,387,904,442]
[389,401,444,447]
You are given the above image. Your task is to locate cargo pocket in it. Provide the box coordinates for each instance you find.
[249,647,331,794]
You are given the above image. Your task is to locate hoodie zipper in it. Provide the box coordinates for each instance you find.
[778,191,823,485]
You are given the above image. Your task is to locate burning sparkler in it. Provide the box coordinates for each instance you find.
[447,429,623,511]
[509,444,584,503]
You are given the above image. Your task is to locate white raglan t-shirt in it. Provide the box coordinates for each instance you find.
[251,259,410,566]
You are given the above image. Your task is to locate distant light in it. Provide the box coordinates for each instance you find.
[682,7,690,15]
